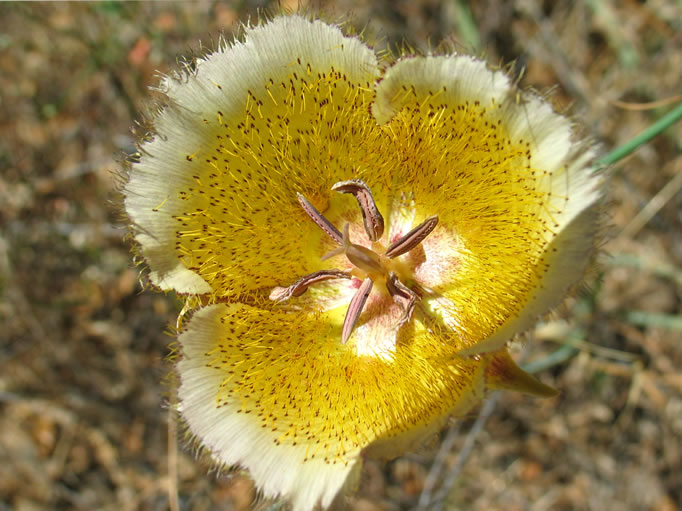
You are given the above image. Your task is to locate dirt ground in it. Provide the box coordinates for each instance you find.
[1,1,680,510]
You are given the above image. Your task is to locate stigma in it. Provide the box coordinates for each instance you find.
[270,179,438,345]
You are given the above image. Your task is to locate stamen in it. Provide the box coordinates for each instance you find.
[285,184,430,345]
[386,273,419,326]
[269,269,351,301]
[385,215,439,259]
[341,277,373,344]
[331,179,385,241]
[297,192,343,245]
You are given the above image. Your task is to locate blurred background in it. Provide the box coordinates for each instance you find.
[1,1,680,510]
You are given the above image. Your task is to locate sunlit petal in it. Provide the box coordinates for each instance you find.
[373,56,602,353]
[125,16,380,296]
[178,302,492,508]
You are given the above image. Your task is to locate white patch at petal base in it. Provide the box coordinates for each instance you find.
[385,194,417,244]
[350,292,403,360]
[178,305,361,511]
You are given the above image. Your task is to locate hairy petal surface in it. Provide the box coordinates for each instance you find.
[125,16,380,296]
[178,303,491,509]
[373,56,603,353]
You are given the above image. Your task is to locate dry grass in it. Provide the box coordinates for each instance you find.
[1,1,680,510]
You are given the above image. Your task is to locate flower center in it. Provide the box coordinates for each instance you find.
[269,179,438,344]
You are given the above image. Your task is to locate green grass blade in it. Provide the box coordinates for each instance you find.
[597,101,682,168]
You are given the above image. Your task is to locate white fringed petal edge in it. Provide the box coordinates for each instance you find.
[372,55,512,125]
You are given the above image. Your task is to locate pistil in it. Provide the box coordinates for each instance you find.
[339,223,385,276]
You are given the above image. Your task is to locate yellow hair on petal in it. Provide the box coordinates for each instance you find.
[195,304,489,464]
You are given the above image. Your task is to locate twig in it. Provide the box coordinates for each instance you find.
[416,423,462,509]
[523,2,591,106]
[607,252,682,287]
[168,388,180,511]
[623,310,682,331]
[521,343,578,374]
[541,332,640,363]
[620,162,682,238]
[596,101,682,167]
[612,95,682,111]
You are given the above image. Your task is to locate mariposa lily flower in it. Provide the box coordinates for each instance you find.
[124,14,603,511]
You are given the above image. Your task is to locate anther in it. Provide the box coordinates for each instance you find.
[386,272,419,326]
[385,215,439,258]
[341,278,373,344]
[269,269,351,302]
[297,192,343,244]
[331,179,384,241]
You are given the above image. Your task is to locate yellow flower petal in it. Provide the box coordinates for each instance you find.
[125,16,380,295]
[178,302,492,509]
[373,56,603,353]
